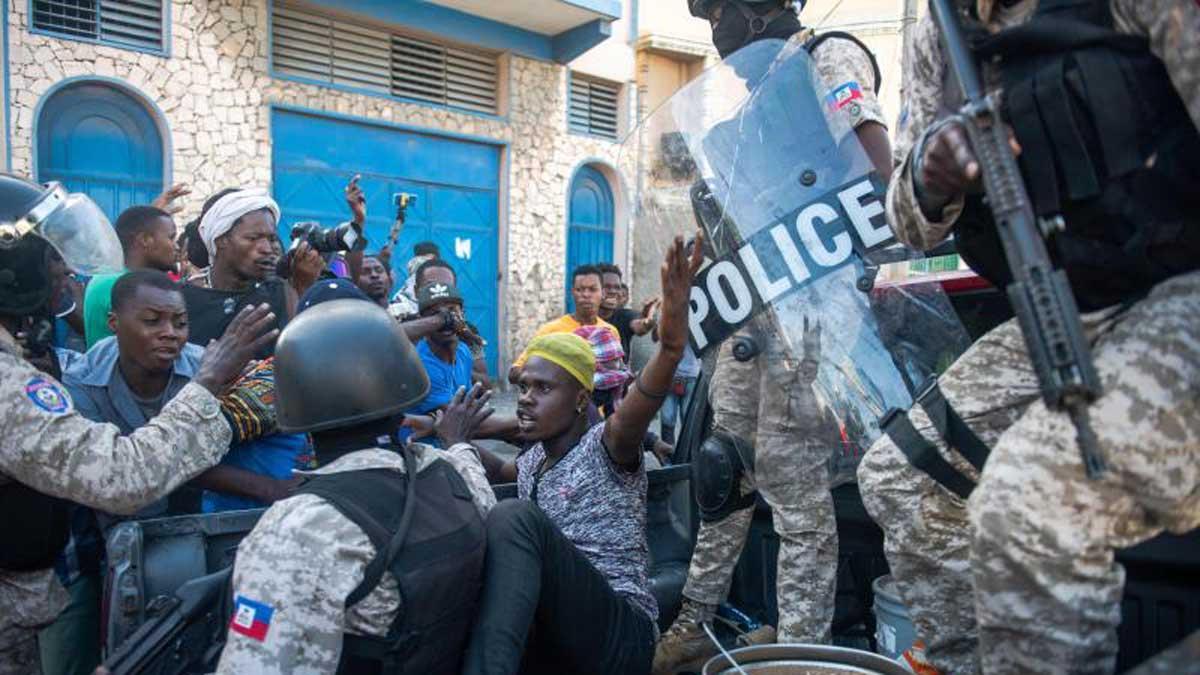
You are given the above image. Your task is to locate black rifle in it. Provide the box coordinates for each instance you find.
[930,0,1105,477]
[102,568,233,675]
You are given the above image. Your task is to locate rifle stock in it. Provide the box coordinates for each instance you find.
[929,0,1106,477]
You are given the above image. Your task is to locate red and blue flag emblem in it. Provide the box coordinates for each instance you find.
[826,81,864,111]
[230,595,274,642]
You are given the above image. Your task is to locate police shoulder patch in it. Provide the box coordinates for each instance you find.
[24,377,72,415]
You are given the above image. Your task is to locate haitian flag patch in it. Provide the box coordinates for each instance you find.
[230,595,274,642]
[826,81,864,111]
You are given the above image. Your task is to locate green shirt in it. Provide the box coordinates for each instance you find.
[82,272,125,349]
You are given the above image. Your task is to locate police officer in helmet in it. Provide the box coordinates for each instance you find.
[653,3,893,672]
[217,290,496,674]
[0,174,276,672]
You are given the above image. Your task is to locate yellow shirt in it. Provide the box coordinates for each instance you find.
[513,314,621,369]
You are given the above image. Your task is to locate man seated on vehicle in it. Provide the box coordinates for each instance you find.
[462,233,703,675]
[507,264,620,385]
[217,298,495,675]
[52,270,202,674]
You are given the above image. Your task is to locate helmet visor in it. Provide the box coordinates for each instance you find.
[35,187,124,275]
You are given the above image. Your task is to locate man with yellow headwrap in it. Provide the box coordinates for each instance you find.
[463,234,704,675]
[859,1,1200,673]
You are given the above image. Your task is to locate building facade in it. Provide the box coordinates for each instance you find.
[3,0,919,375]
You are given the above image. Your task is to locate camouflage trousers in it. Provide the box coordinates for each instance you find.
[682,326,838,643]
[859,270,1200,674]
[0,567,67,675]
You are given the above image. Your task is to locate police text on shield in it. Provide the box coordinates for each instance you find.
[688,175,893,354]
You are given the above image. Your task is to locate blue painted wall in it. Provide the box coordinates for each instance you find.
[272,108,502,373]
[36,82,165,221]
[565,165,614,307]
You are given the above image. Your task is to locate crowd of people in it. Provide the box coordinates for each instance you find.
[2,0,1198,674]
[11,165,694,674]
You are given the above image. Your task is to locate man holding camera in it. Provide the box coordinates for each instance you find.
[182,182,368,359]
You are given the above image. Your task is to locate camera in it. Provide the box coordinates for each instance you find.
[393,193,417,210]
[289,221,359,254]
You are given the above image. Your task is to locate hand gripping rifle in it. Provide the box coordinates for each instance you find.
[930,0,1106,477]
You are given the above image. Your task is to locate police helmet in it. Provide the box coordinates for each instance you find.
[0,174,122,317]
[688,0,801,20]
[273,299,431,433]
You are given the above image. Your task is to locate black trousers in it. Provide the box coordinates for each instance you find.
[462,500,656,675]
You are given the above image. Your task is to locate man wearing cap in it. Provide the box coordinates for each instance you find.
[408,282,475,417]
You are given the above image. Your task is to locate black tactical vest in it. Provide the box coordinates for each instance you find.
[0,480,71,571]
[296,460,485,675]
[951,0,1200,311]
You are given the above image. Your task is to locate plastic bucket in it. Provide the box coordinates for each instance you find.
[872,574,916,660]
[702,644,911,674]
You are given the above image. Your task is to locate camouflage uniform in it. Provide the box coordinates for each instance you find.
[216,444,494,674]
[0,328,232,675]
[860,2,1200,673]
[679,31,887,645]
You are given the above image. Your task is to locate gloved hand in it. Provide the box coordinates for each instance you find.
[219,358,278,444]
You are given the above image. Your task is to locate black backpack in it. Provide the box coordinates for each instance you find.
[296,452,486,675]
[952,0,1200,311]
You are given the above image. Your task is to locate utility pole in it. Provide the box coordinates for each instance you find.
[900,0,920,94]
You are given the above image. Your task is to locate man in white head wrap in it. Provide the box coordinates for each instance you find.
[182,187,302,358]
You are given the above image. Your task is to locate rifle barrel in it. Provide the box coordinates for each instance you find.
[930,0,986,102]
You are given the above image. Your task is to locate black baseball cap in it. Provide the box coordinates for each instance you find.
[418,281,464,313]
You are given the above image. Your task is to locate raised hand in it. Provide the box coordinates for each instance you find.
[345,174,366,227]
[435,384,495,447]
[151,183,192,215]
[640,296,660,319]
[657,231,705,355]
[194,304,279,395]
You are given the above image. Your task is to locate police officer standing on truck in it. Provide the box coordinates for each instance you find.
[0,173,276,674]
[216,296,496,674]
[653,2,895,672]
[857,1,1200,673]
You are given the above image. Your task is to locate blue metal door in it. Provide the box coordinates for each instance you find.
[37,82,164,221]
[565,165,614,308]
[271,109,501,373]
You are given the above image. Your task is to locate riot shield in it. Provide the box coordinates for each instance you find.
[620,39,970,484]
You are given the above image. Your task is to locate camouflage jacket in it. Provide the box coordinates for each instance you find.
[217,444,495,674]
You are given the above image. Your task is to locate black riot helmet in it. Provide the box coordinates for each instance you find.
[274,299,431,434]
[0,174,122,317]
[689,0,804,59]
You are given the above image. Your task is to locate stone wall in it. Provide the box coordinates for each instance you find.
[7,0,628,370]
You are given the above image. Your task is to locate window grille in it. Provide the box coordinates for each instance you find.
[33,0,165,53]
[569,75,620,140]
[273,2,499,115]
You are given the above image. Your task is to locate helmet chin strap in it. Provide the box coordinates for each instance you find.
[730,0,788,38]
